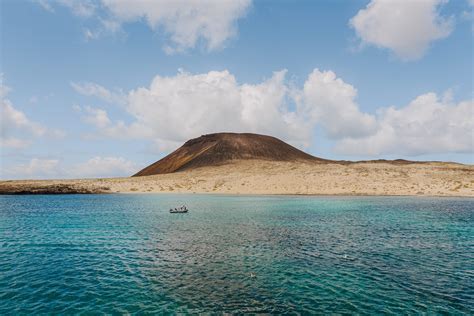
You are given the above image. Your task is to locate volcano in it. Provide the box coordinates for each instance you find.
[133,132,328,176]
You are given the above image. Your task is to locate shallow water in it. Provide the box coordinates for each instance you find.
[0,194,473,314]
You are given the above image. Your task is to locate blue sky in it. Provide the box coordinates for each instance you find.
[1,0,473,179]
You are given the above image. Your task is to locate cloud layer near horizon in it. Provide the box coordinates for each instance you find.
[74,69,473,157]
[2,156,138,180]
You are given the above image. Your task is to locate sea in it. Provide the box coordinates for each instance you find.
[0,194,473,314]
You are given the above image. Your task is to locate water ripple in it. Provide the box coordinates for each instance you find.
[0,195,473,314]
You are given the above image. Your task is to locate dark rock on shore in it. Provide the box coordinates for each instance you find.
[0,183,110,195]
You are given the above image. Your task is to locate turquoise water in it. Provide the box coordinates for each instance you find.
[0,195,473,314]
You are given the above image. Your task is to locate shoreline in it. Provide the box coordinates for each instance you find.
[2,189,473,198]
[1,160,473,197]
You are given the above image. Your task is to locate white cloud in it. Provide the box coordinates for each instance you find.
[34,0,97,16]
[299,69,377,139]
[36,0,252,53]
[102,0,251,53]
[97,69,310,149]
[76,69,374,150]
[77,69,473,157]
[81,106,111,128]
[350,0,453,60]
[73,104,153,140]
[1,78,65,148]
[69,156,138,178]
[1,156,138,179]
[71,81,125,105]
[3,158,60,179]
[58,0,97,17]
[335,93,474,156]
[2,98,47,137]
[83,18,122,40]
[240,70,310,142]
[35,0,55,13]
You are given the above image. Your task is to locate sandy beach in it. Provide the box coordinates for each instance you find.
[1,160,473,197]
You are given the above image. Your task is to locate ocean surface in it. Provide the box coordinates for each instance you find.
[0,194,473,314]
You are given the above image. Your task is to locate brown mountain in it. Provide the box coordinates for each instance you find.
[133,132,329,176]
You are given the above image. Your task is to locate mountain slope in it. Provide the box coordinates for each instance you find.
[133,132,327,176]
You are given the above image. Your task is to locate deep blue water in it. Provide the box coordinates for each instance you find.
[0,194,473,314]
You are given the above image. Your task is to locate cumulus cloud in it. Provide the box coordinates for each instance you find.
[78,70,311,150]
[335,93,474,156]
[299,69,377,139]
[35,0,252,53]
[76,69,473,157]
[1,156,138,179]
[1,77,65,148]
[350,0,453,60]
[104,0,251,53]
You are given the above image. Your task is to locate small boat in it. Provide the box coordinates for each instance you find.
[169,205,188,213]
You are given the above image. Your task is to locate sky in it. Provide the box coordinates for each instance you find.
[1,0,473,179]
